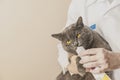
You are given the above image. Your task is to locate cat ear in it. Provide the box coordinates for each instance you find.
[76,16,84,27]
[51,33,63,41]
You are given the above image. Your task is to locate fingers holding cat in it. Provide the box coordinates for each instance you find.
[79,48,108,65]
[79,48,117,73]
[67,55,84,76]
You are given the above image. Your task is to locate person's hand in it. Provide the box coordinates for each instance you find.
[79,48,120,73]
[67,55,79,74]
[67,55,84,76]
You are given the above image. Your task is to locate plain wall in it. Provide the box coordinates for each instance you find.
[0,0,70,80]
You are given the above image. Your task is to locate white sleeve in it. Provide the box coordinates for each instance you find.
[99,9,120,80]
[64,0,79,28]
[99,13,120,52]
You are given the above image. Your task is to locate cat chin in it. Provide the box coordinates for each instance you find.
[77,44,82,47]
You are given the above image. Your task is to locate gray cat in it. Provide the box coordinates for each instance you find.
[52,17,112,80]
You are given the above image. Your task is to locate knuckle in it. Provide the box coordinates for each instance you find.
[100,49,107,59]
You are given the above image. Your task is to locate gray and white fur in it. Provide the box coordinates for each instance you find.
[52,17,113,80]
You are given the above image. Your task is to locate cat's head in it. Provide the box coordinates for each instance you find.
[52,17,93,54]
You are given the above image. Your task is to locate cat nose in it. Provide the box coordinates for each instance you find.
[74,42,78,46]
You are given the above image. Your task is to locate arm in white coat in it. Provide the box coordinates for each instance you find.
[99,8,120,52]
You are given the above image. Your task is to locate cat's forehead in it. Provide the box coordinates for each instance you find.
[64,24,76,32]
[61,24,77,40]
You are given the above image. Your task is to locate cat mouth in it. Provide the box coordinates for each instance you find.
[77,43,82,47]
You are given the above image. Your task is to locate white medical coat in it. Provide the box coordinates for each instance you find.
[57,0,120,80]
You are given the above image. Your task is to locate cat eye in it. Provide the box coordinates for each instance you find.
[66,40,72,45]
[77,33,81,38]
